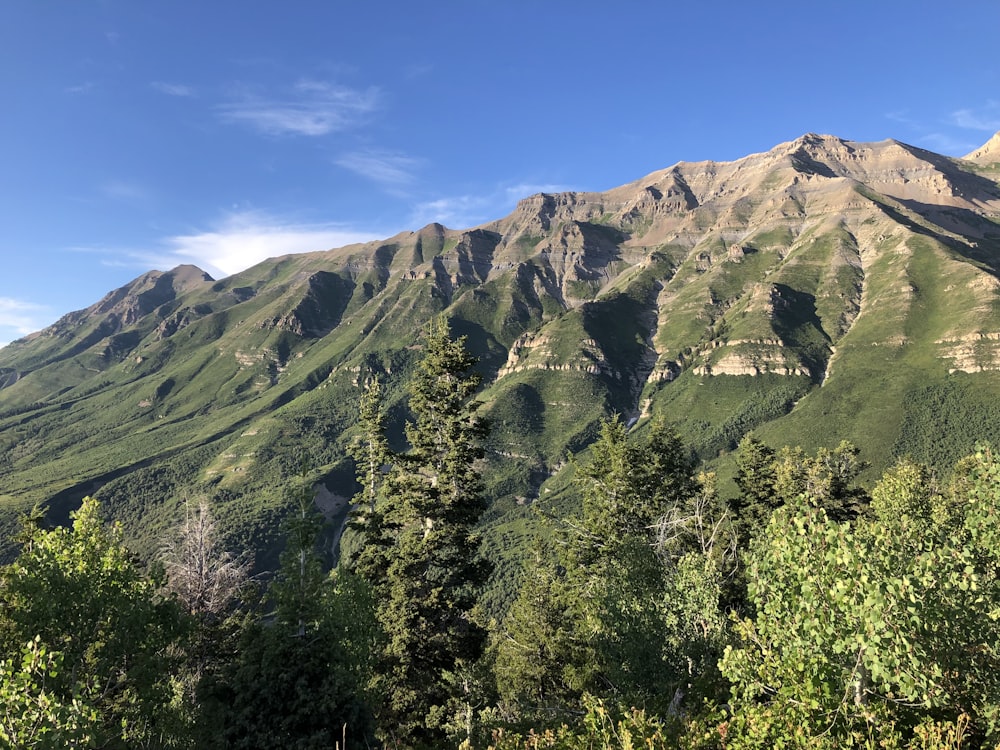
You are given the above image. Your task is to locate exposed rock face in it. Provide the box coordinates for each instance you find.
[3,130,1000,548]
[964,131,1000,165]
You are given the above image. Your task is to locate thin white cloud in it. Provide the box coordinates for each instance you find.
[218,79,379,137]
[0,297,51,344]
[336,150,422,187]
[951,102,1000,132]
[403,63,433,79]
[71,212,388,280]
[151,81,195,97]
[66,81,96,95]
[410,195,495,229]
[101,180,151,203]
[885,110,917,129]
[127,211,386,278]
[884,106,999,156]
[504,183,572,201]
[411,182,575,229]
[916,132,978,157]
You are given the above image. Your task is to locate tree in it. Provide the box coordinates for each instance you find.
[0,497,188,748]
[720,449,1000,747]
[772,440,869,521]
[730,433,778,546]
[269,481,329,636]
[356,316,492,747]
[494,417,720,722]
[347,376,392,578]
[219,481,373,749]
[0,636,99,749]
[161,498,251,623]
[161,499,253,743]
[563,417,699,707]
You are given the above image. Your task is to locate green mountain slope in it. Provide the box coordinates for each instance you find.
[2,131,1000,568]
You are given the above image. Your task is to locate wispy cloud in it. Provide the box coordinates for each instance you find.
[336,150,422,188]
[411,182,573,229]
[916,132,978,157]
[0,297,51,346]
[218,80,379,137]
[951,102,1000,132]
[100,180,151,204]
[885,105,1000,156]
[97,211,388,279]
[504,183,572,201]
[884,110,920,131]
[66,81,96,95]
[151,81,194,97]
[403,63,433,79]
[410,195,496,229]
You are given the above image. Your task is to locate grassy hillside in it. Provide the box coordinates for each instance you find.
[1,131,999,576]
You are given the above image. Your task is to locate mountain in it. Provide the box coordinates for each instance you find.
[2,131,1000,570]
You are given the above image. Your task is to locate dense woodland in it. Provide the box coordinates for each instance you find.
[2,320,999,749]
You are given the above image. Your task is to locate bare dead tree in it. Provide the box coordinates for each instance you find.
[653,471,739,574]
[161,499,252,623]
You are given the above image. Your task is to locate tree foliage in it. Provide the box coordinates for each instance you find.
[214,484,373,749]
[0,497,189,748]
[720,449,1000,747]
[354,317,493,747]
[0,636,99,749]
[494,417,732,726]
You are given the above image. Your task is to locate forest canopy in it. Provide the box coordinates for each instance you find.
[1,322,997,749]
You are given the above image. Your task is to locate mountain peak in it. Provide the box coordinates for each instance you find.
[166,264,214,284]
[3,128,1000,568]
[964,131,1000,164]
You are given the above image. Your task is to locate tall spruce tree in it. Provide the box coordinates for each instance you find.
[494,417,712,720]
[357,317,492,747]
[348,376,392,579]
[731,433,779,546]
[220,481,372,749]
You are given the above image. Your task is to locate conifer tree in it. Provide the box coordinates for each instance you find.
[731,433,779,546]
[348,376,392,579]
[358,317,492,747]
[495,417,714,720]
[220,481,372,748]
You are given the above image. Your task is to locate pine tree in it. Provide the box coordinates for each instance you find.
[495,417,713,720]
[358,317,492,747]
[348,376,393,580]
[731,433,778,546]
[220,481,372,748]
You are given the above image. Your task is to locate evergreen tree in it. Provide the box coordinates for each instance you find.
[219,481,372,749]
[730,433,779,546]
[495,417,716,721]
[772,440,869,521]
[491,544,580,721]
[269,482,328,636]
[348,376,393,579]
[357,317,492,747]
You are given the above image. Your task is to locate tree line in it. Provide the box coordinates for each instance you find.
[1,317,998,748]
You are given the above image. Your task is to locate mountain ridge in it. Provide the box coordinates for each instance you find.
[2,130,1000,566]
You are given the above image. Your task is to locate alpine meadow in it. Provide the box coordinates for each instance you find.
[2,131,1000,747]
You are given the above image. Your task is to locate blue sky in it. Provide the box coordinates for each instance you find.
[2,1,1000,347]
